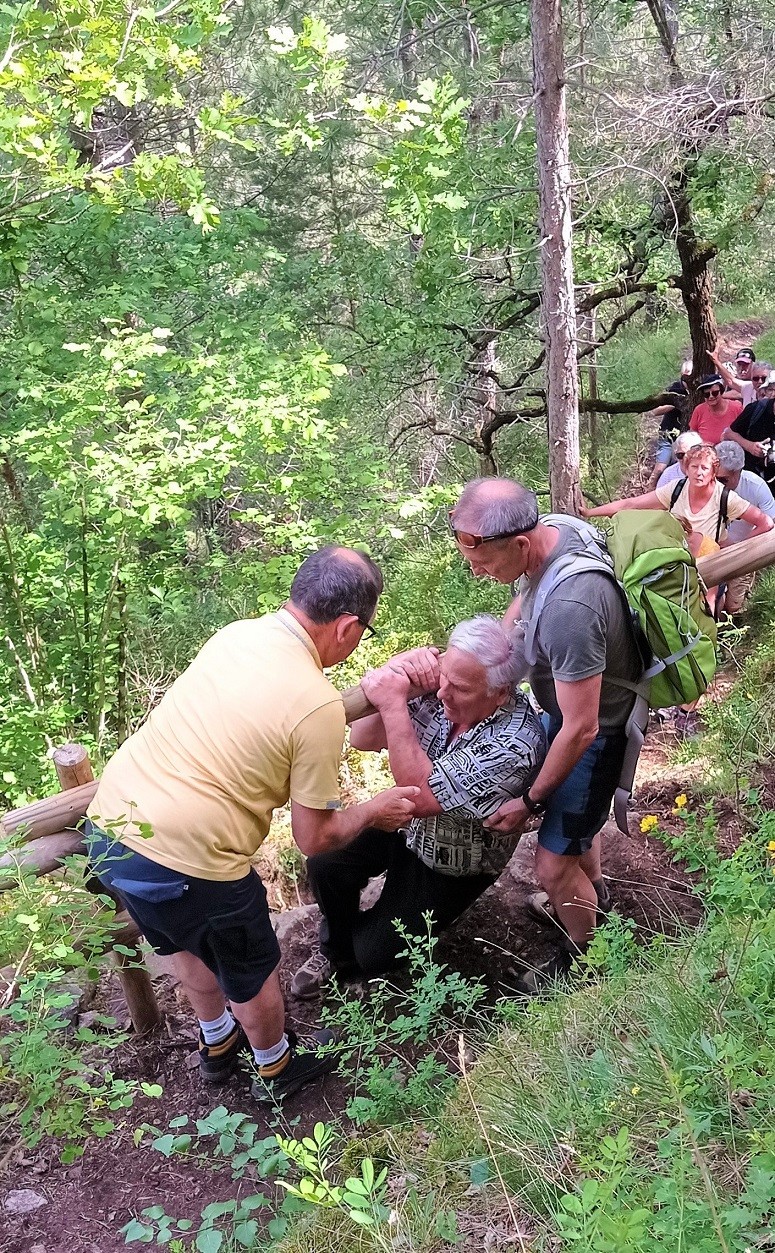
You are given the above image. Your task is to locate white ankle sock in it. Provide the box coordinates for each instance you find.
[253,1034,289,1067]
[199,1008,236,1045]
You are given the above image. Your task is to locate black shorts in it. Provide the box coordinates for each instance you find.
[86,824,280,1003]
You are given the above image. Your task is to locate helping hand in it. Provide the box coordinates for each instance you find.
[361,664,412,709]
[483,797,531,837]
[387,646,441,692]
[369,785,420,831]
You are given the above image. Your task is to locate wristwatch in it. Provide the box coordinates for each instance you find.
[521,787,547,816]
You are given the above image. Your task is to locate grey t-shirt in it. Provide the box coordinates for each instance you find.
[519,524,642,734]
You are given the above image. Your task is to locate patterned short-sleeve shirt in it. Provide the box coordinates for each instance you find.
[404,691,546,878]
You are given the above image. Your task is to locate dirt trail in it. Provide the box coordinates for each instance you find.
[0,801,707,1253]
[3,318,768,1253]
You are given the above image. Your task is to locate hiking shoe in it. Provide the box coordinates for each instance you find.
[290,951,361,1000]
[250,1029,337,1104]
[198,1021,249,1084]
[291,951,334,1000]
[513,949,574,996]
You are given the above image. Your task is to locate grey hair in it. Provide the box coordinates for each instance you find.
[290,546,383,624]
[448,614,529,691]
[674,430,703,455]
[454,477,539,535]
[715,440,745,472]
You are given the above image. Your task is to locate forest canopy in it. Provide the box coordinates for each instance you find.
[3,0,775,801]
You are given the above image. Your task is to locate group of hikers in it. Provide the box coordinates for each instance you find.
[82,367,771,1106]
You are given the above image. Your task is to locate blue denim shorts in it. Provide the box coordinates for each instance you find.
[86,823,280,1003]
[655,438,676,466]
[537,717,627,857]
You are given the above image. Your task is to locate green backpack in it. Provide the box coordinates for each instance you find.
[522,512,718,833]
[605,510,717,709]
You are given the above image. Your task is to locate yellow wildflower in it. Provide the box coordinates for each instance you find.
[767,840,775,853]
[631,1085,641,1096]
[640,815,659,833]
[674,794,687,810]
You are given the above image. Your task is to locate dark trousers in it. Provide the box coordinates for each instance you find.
[307,827,495,978]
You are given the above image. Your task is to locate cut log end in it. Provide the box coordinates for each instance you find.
[53,742,95,792]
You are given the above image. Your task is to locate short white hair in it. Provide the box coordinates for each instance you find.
[447,615,527,691]
[675,430,703,455]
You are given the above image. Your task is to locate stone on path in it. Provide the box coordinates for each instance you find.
[4,1188,48,1213]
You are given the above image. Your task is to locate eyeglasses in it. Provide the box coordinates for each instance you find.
[356,617,378,639]
[448,510,538,549]
[753,375,768,383]
[705,388,723,398]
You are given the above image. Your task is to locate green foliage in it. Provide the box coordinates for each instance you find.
[0,855,146,1156]
[124,1108,387,1247]
[679,568,775,796]
[321,914,485,1128]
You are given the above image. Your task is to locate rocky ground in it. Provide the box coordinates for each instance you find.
[0,732,714,1253]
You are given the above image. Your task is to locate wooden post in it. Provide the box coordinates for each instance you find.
[52,742,95,791]
[110,945,162,1035]
[52,743,161,1035]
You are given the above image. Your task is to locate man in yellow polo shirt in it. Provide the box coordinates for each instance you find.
[86,546,418,1103]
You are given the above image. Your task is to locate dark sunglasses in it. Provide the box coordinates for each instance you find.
[448,509,538,549]
[705,388,723,398]
[356,617,378,639]
[753,375,768,383]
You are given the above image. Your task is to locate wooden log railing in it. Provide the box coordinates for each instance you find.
[3,527,773,1023]
[0,689,373,1031]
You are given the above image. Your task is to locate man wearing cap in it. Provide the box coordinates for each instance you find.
[715,441,775,619]
[690,374,742,445]
[710,346,769,408]
[654,430,703,490]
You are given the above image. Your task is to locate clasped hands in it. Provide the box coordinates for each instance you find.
[361,646,441,708]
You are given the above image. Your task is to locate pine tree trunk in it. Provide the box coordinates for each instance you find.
[531,0,582,515]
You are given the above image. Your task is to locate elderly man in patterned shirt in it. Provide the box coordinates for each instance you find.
[291,615,547,997]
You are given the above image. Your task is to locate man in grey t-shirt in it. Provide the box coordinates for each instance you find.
[449,477,642,992]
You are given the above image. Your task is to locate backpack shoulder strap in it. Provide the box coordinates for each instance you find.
[523,552,617,667]
[715,484,730,544]
[669,478,687,511]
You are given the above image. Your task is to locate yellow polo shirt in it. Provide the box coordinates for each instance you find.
[87,610,345,880]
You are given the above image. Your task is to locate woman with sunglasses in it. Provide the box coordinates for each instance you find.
[582,442,773,605]
[688,373,742,445]
[582,445,774,736]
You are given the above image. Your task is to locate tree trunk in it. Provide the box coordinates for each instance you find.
[674,190,718,380]
[531,0,582,515]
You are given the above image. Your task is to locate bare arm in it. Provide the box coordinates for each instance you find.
[740,505,775,537]
[360,668,442,818]
[291,786,420,857]
[709,350,742,397]
[484,674,603,836]
[349,711,387,752]
[582,490,664,518]
[350,647,441,753]
[724,426,766,461]
[503,592,522,629]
